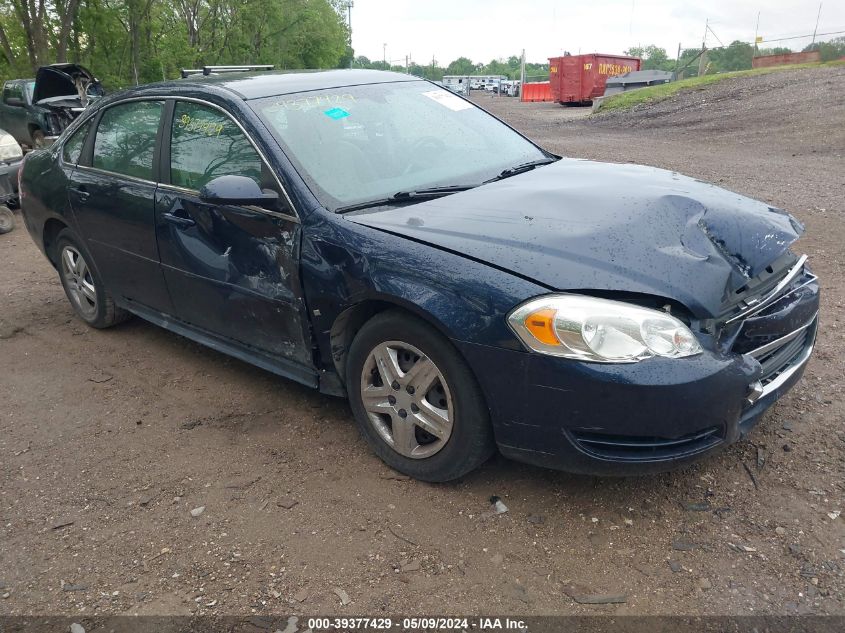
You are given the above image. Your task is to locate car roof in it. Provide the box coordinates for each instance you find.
[135,69,422,101]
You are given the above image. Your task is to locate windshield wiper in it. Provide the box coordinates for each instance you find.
[335,184,478,214]
[484,157,558,183]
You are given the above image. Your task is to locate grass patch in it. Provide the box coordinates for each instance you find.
[597,60,845,113]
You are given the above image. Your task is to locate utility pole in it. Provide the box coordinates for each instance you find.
[811,3,822,44]
[753,11,760,57]
[383,43,387,65]
[520,48,526,90]
[675,42,681,73]
[405,54,409,74]
[698,18,708,76]
[347,1,354,69]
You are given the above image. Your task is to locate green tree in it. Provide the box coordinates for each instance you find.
[757,47,793,56]
[623,45,672,71]
[0,0,350,88]
[805,36,845,61]
[709,40,754,72]
[642,45,669,70]
[482,58,510,77]
[0,0,82,71]
[445,56,475,76]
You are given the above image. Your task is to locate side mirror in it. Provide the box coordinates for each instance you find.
[198,175,279,209]
[4,96,25,107]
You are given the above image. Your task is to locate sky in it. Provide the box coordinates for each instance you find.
[348,0,845,66]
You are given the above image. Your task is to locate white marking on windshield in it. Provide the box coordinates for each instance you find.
[421,90,473,111]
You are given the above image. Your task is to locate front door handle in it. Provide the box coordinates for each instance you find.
[162,212,196,229]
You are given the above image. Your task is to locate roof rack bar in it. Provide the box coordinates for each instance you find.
[202,65,275,75]
[180,68,204,78]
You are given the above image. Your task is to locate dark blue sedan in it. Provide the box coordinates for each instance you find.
[17,69,819,481]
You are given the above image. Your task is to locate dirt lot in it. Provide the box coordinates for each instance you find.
[1,65,843,618]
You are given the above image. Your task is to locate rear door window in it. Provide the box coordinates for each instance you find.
[92,100,163,180]
[169,101,262,191]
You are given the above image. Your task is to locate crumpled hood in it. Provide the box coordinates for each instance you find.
[33,63,103,106]
[348,158,804,318]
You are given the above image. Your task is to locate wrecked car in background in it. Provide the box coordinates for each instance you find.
[0,127,22,233]
[0,63,103,148]
[17,68,819,482]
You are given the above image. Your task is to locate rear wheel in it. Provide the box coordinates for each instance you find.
[0,206,13,234]
[347,311,495,482]
[56,229,130,328]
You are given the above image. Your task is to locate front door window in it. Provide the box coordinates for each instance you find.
[170,102,263,190]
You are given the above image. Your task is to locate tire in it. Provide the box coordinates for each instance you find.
[31,129,46,149]
[55,228,131,329]
[346,310,495,482]
[0,206,14,234]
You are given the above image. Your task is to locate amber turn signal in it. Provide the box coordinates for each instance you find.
[523,308,561,346]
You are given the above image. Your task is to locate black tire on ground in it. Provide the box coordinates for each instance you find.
[346,310,495,482]
[55,228,131,329]
[0,205,14,234]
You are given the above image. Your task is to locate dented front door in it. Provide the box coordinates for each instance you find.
[154,99,311,365]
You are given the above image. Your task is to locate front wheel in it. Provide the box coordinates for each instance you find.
[347,311,495,482]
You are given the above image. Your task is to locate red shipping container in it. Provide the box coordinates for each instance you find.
[548,54,641,104]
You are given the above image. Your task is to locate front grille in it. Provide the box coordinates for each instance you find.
[756,326,814,386]
[569,427,723,462]
[721,254,818,390]
[721,255,815,328]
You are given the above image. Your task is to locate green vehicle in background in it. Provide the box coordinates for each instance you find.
[0,64,103,149]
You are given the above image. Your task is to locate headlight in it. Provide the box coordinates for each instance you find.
[0,133,22,162]
[508,294,702,363]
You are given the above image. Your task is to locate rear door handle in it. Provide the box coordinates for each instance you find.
[69,185,90,202]
[162,212,196,229]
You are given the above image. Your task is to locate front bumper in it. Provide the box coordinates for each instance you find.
[456,308,818,477]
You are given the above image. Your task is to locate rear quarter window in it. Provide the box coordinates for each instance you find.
[62,120,91,165]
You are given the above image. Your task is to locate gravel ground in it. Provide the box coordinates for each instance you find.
[1,65,843,618]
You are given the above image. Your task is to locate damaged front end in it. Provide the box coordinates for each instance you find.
[33,64,104,136]
[349,159,820,472]
[702,250,819,412]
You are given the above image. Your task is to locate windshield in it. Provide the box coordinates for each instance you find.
[252,81,548,211]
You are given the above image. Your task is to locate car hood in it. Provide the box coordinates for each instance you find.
[33,63,103,106]
[347,158,804,318]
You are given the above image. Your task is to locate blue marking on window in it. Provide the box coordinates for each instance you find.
[324,107,350,120]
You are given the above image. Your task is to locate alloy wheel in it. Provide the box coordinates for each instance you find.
[359,341,454,459]
[61,245,98,319]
